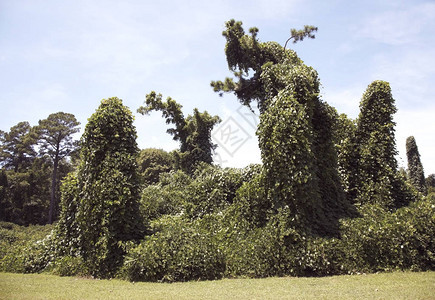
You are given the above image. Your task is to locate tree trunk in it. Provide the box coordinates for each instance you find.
[48,154,59,224]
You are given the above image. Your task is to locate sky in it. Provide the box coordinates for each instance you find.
[1,0,434,174]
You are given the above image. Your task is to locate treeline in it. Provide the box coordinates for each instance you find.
[0,19,434,281]
[0,114,79,225]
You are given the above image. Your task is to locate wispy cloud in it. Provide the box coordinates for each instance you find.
[358,2,435,45]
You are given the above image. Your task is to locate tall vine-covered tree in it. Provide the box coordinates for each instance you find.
[214,20,352,236]
[353,81,415,207]
[138,92,221,174]
[211,19,317,114]
[73,97,145,278]
[36,112,80,224]
[406,136,426,194]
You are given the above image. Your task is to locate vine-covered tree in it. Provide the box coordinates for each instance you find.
[406,136,426,194]
[426,174,435,194]
[36,112,80,224]
[214,20,352,236]
[353,81,415,207]
[137,148,173,185]
[211,19,317,114]
[138,92,221,174]
[71,97,145,277]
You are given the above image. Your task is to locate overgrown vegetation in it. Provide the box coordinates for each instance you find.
[0,19,434,282]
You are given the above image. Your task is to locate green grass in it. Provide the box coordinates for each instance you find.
[0,271,434,299]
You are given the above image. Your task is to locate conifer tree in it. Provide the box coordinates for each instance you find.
[37,112,80,223]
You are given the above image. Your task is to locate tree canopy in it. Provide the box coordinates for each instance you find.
[210,19,316,114]
[0,122,37,172]
[36,112,80,223]
[138,92,221,173]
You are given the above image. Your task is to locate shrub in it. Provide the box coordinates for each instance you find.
[119,216,225,282]
[137,148,174,185]
[338,196,435,273]
[51,256,87,277]
[0,222,53,273]
[140,164,261,221]
[140,170,191,220]
[184,164,256,219]
[222,207,342,278]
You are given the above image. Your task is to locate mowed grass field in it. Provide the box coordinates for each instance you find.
[0,271,434,299]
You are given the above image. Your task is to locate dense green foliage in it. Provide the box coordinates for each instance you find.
[137,148,174,185]
[1,19,433,283]
[427,174,435,194]
[0,122,37,172]
[406,136,426,194]
[138,92,221,174]
[213,19,353,236]
[120,216,225,282]
[36,112,80,224]
[36,97,147,278]
[339,81,416,208]
[211,19,304,113]
[139,163,260,221]
[0,118,77,225]
[0,222,53,273]
[75,97,145,277]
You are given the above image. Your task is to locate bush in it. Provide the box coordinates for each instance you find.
[0,222,53,273]
[338,196,435,273]
[140,164,261,221]
[140,170,191,220]
[51,256,87,277]
[119,216,225,282]
[184,164,257,219]
[137,148,174,185]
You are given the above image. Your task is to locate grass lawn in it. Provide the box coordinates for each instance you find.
[1,271,434,299]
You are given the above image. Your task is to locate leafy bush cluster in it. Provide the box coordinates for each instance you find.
[119,184,435,282]
[139,163,260,221]
[338,196,435,272]
[0,222,53,273]
[119,216,225,282]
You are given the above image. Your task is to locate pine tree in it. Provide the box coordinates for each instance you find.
[37,112,80,223]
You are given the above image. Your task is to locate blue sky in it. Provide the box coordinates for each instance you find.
[1,0,434,174]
